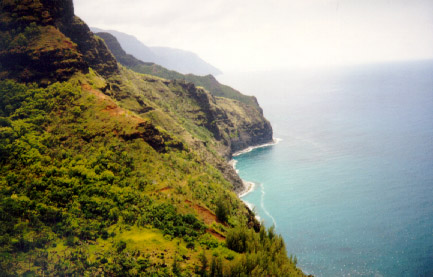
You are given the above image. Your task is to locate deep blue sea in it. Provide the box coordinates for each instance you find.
[218,60,433,276]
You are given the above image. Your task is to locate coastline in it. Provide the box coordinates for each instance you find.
[232,137,282,157]
[231,138,282,197]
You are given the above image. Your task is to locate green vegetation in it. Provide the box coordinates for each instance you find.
[133,63,258,107]
[95,32,259,107]
[0,76,303,275]
[0,0,303,275]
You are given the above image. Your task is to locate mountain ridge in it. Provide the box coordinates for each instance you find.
[95,31,260,108]
[91,27,222,76]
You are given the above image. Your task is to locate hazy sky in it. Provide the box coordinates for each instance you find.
[74,0,433,71]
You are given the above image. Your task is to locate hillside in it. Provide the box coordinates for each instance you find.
[96,32,259,108]
[0,0,304,276]
[91,27,222,76]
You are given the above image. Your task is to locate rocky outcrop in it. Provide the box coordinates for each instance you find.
[176,80,273,157]
[95,32,146,69]
[59,18,118,78]
[96,33,273,159]
[0,0,272,195]
[0,0,118,83]
[0,25,87,84]
[120,121,184,153]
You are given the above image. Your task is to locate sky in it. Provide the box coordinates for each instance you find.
[74,0,433,72]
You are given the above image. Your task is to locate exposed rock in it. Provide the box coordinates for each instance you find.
[0,0,118,83]
[0,25,86,84]
[177,80,273,157]
[120,121,184,153]
[95,32,145,68]
[59,17,118,78]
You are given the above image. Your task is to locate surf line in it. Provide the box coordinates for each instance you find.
[232,137,283,157]
[231,138,281,227]
[259,183,277,227]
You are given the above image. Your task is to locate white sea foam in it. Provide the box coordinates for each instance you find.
[241,200,261,222]
[230,139,278,227]
[228,159,239,173]
[238,181,256,198]
[260,183,277,227]
[232,137,282,157]
[231,138,281,196]
[243,200,254,211]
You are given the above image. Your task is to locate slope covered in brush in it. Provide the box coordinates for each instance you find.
[0,0,303,276]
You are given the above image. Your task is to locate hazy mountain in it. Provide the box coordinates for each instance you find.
[91,27,222,76]
[96,32,260,108]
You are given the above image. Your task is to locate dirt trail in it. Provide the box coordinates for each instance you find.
[81,84,144,123]
[184,200,228,241]
[206,229,225,241]
[185,200,218,225]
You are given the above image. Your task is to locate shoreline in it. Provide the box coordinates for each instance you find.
[231,138,282,197]
[232,137,282,158]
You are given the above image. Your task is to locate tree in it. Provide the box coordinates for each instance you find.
[172,254,181,276]
[210,256,223,277]
[215,197,229,223]
[199,250,208,276]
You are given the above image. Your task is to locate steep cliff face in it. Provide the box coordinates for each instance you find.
[96,32,147,68]
[0,0,117,84]
[176,81,273,157]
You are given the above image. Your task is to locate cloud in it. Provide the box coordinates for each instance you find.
[74,0,433,71]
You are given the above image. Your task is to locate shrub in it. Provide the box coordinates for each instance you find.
[215,197,229,223]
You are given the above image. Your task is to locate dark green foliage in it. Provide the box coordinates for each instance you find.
[223,224,302,276]
[172,254,181,276]
[143,204,205,239]
[215,197,230,223]
[23,22,41,40]
[0,80,209,274]
[198,250,208,277]
[210,256,223,277]
[226,226,248,253]
[115,240,127,253]
[0,23,41,50]
[0,79,291,276]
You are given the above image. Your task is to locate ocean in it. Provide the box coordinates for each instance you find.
[218,60,433,276]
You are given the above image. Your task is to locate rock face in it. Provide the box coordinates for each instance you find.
[0,0,118,83]
[97,32,274,158]
[96,32,147,68]
[59,18,118,78]
[177,81,273,157]
[1,0,273,194]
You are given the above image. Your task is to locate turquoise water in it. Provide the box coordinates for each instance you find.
[221,61,433,276]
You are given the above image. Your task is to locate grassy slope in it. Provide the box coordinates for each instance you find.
[133,63,259,107]
[109,66,272,171]
[0,67,304,276]
[0,2,303,275]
